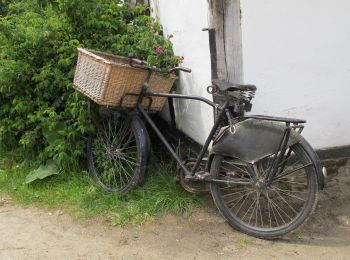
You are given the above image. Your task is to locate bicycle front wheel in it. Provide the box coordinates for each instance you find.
[87,110,150,193]
[210,142,318,238]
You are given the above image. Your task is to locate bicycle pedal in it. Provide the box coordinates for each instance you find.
[200,172,212,180]
[192,171,210,181]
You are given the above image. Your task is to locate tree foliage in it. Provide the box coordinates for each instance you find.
[0,0,178,170]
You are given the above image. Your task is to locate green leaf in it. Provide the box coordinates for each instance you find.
[41,122,65,146]
[25,162,59,184]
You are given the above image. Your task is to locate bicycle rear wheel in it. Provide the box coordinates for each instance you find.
[87,109,150,193]
[210,142,318,238]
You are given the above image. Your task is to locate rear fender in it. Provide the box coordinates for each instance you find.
[206,119,325,189]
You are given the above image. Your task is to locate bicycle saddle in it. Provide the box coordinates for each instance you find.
[212,79,257,92]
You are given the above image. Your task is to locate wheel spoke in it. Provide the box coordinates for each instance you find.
[258,194,264,227]
[234,191,255,214]
[266,192,273,228]
[272,163,313,181]
[248,194,259,226]
[275,190,299,215]
[241,194,258,222]
[275,179,307,186]
[222,188,247,198]
[270,186,306,202]
[227,190,254,209]
[222,161,253,179]
[268,197,289,224]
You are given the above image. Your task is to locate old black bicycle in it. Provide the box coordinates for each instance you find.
[84,50,326,238]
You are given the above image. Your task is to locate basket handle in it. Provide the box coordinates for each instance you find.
[77,48,112,65]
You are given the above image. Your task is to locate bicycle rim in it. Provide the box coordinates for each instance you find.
[87,112,142,193]
[210,143,318,238]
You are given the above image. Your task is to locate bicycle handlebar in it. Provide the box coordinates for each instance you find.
[128,53,191,74]
[168,67,192,73]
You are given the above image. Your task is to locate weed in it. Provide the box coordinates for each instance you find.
[291,230,304,241]
[237,236,253,249]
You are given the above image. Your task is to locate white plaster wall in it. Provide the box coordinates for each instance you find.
[149,0,214,145]
[240,0,350,149]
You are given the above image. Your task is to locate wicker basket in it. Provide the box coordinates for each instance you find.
[73,48,177,111]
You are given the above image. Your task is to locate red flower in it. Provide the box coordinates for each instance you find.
[155,46,164,53]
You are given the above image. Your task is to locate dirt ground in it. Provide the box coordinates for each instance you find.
[1,161,350,260]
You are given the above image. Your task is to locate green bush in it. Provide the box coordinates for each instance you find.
[0,0,179,170]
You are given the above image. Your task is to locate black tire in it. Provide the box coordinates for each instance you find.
[210,142,318,239]
[87,109,150,193]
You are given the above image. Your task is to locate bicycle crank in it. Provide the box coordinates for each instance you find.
[178,161,209,193]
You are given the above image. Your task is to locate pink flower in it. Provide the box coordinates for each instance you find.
[155,46,164,53]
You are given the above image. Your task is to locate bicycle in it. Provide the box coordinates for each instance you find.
[84,36,326,240]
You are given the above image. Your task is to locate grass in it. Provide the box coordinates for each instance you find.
[0,152,202,226]
[239,237,253,246]
[291,230,304,241]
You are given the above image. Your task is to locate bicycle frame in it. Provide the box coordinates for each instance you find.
[131,91,319,187]
[117,63,324,188]
[136,95,301,186]
[137,93,229,180]
[117,65,250,185]
[135,92,258,186]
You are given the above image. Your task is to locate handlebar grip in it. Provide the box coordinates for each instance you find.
[168,67,192,74]
[179,67,192,73]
